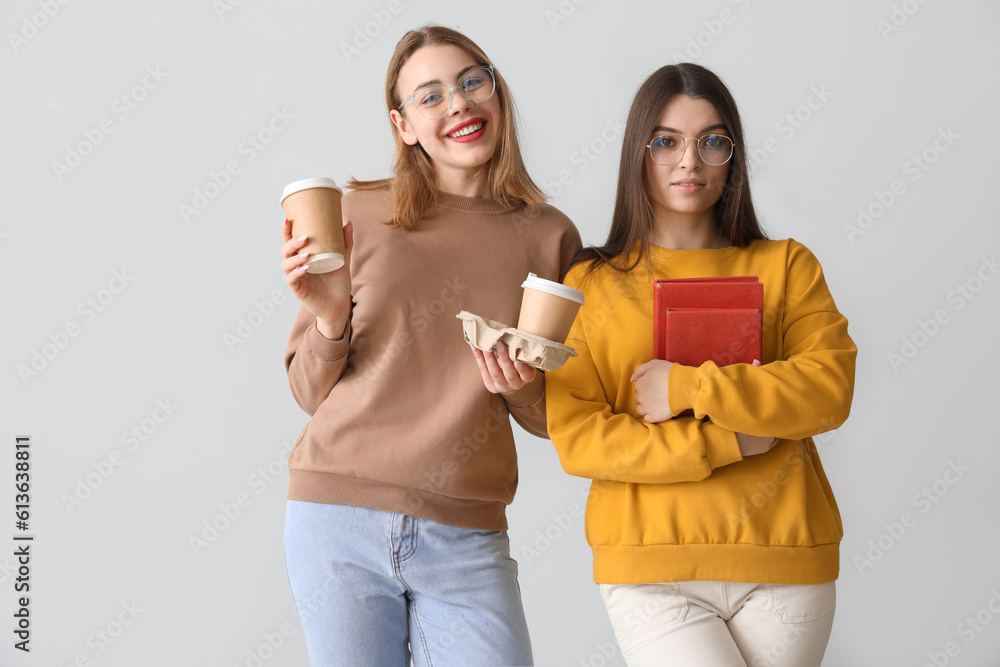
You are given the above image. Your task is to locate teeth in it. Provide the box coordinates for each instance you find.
[449,122,483,138]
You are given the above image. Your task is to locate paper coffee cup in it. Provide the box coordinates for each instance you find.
[516,273,585,343]
[280,177,345,274]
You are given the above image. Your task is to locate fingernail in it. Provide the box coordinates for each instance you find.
[297,234,307,242]
[298,250,309,259]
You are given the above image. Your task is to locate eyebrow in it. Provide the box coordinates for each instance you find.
[411,65,483,92]
[653,123,728,135]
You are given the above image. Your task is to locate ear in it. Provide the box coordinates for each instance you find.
[390,109,420,146]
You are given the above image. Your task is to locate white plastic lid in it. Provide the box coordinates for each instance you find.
[279,177,342,205]
[521,273,585,304]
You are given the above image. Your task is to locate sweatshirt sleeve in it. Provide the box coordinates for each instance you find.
[284,303,352,416]
[667,241,857,440]
[502,211,583,440]
[546,281,744,484]
[501,373,547,438]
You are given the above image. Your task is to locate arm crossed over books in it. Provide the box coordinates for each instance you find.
[663,251,857,441]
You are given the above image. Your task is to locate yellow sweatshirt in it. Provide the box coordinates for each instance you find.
[545,239,857,585]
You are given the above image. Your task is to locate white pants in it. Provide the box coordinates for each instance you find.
[600,580,836,667]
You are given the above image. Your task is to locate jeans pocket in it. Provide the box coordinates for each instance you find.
[601,583,688,655]
[767,582,836,623]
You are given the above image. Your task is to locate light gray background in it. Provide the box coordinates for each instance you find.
[3,0,999,665]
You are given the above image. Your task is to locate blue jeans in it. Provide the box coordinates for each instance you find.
[283,500,533,666]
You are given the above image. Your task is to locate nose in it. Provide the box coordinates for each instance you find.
[447,85,474,116]
[677,138,702,170]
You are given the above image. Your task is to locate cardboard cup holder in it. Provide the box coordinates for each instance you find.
[457,310,577,372]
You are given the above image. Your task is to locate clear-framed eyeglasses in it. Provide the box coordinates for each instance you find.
[398,65,497,120]
[646,133,734,166]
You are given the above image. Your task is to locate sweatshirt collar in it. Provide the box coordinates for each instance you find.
[645,242,742,260]
[435,190,522,216]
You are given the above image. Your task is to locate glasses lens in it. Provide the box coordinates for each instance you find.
[698,134,733,165]
[460,67,495,104]
[414,84,451,118]
[649,134,684,165]
[411,67,495,119]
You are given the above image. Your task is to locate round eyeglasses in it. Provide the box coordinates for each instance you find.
[646,133,734,166]
[398,65,496,120]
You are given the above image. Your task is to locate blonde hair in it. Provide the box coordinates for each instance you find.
[347,25,545,230]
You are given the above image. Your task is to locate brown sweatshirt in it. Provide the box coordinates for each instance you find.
[284,188,582,530]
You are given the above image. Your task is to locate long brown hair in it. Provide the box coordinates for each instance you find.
[348,25,545,230]
[575,63,767,279]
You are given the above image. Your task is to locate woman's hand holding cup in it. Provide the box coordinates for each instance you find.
[281,219,354,339]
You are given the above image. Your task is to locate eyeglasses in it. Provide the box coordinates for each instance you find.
[646,133,734,166]
[398,65,496,119]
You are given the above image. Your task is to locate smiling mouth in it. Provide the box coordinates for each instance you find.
[447,121,484,138]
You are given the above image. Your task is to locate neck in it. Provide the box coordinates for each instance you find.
[435,166,490,198]
[650,207,727,250]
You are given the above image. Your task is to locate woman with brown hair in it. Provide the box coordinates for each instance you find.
[546,63,857,666]
[279,25,580,666]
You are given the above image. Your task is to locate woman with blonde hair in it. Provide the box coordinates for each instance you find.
[279,25,580,666]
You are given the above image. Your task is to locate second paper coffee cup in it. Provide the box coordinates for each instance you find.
[516,273,585,343]
[280,177,345,274]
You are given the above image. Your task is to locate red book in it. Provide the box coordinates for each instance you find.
[653,276,763,366]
